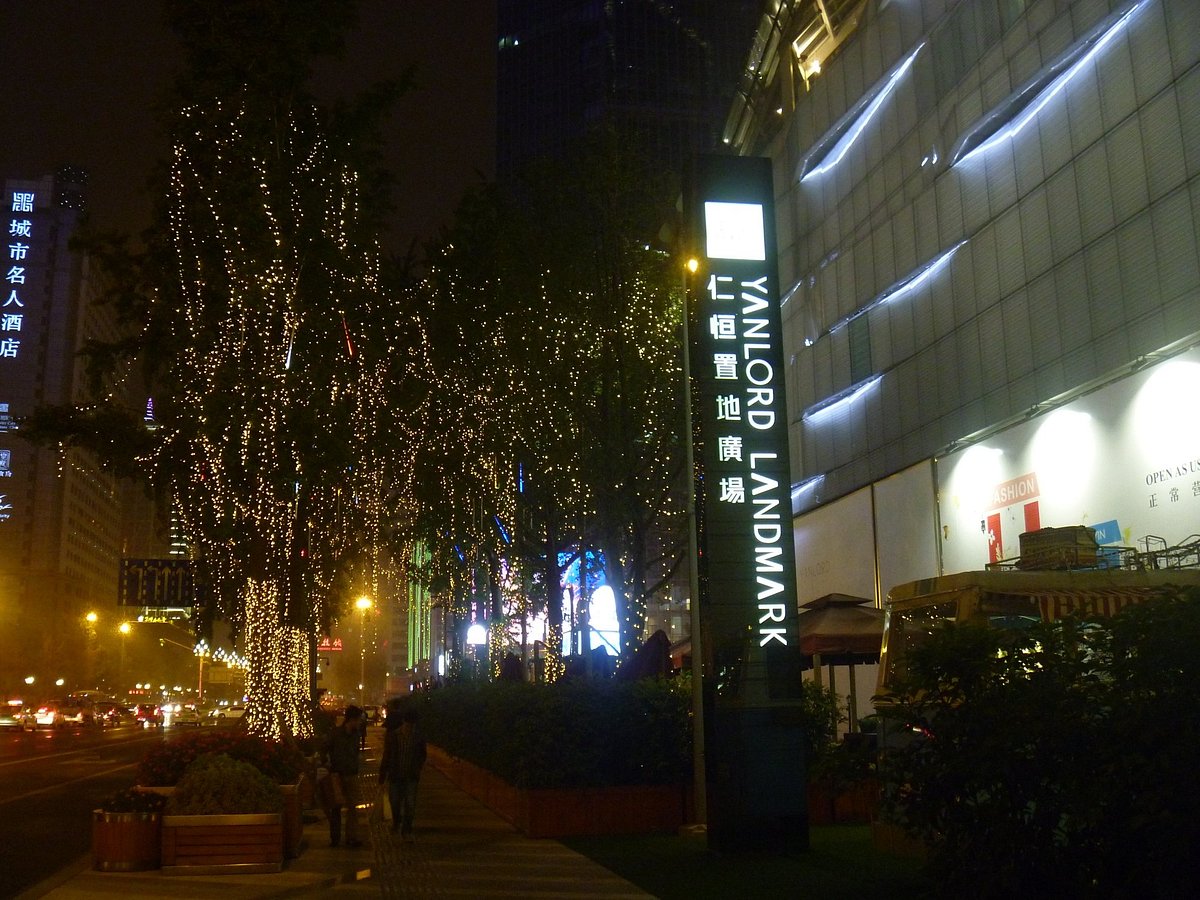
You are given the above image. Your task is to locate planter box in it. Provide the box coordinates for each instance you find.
[161,813,284,874]
[280,779,303,858]
[92,810,162,872]
[808,779,880,825]
[428,745,686,838]
[871,820,928,861]
[140,780,302,858]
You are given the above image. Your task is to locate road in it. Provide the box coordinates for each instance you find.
[0,723,170,898]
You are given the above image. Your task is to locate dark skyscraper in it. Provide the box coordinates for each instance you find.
[0,169,129,691]
[496,0,760,180]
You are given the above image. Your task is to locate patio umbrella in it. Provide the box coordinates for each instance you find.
[798,593,884,731]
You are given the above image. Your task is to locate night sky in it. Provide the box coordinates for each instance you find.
[0,1,496,255]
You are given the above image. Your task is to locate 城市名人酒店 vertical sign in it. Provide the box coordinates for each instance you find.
[687,155,805,853]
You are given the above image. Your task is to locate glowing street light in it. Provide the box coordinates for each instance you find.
[356,596,373,705]
[194,640,210,700]
[680,254,707,825]
[118,622,132,689]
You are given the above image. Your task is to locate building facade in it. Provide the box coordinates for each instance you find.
[726,0,1200,716]
[0,171,129,693]
[497,0,761,180]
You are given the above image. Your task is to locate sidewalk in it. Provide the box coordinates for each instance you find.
[19,738,653,899]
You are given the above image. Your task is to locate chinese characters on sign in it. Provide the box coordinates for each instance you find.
[3,191,35,361]
[689,157,800,673]
[0,189,35,524]
[1144,458,1200,509]
[688,155,806,853]
[704,268,791,647]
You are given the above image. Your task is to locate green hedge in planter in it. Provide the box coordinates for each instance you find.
[415,678,691,789]
[166,753,285,816]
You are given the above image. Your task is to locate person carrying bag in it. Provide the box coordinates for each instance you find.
[321,705,365,848]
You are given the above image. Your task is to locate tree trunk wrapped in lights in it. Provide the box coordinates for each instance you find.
[19,4,419,731]
[162,98,376,736]
[150,2,412,738]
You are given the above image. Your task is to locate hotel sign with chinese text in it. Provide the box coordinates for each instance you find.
[1,187,39,526]
[687,155,805,853]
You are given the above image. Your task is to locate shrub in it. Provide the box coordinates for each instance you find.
[417,677,692,789]
[136,730,303,785]
[165,752,284,816]
[796,679,842,773]
[878,587,1200,897]
[97,787,168,814]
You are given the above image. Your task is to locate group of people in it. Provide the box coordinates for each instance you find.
[321,696,427,847]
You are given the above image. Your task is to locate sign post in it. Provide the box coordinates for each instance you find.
[686,155,807,852]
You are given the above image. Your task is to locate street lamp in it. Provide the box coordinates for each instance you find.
[118,622,132,689]
[681,255,707,826]
[159,636,208,699]
[194,640,210,700]
[83,612,99,687]
[356,596,373,706]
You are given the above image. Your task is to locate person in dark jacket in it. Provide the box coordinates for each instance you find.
[378,699,427,840]
[324,705,364,848]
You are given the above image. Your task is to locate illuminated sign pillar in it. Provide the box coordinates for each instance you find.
[686,156,807,852]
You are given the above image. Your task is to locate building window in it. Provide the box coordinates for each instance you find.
[849,314,872,384]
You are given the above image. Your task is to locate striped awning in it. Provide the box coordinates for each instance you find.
[1028,588,1163,621]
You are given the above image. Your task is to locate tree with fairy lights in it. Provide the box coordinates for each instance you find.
[410,130,687,674]
[155,0,415,737]
[24,2,416,737]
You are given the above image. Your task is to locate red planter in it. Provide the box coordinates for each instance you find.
[428,745,686,838]
[807,779,880,825]
[92,810,162,872]
[161,813,284,873]
[138,780,302,858]
[281,779,303,858]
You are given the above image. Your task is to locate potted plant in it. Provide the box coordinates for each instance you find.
[137,730,306,857]
[92,787,167,871]
[161,752,286,873]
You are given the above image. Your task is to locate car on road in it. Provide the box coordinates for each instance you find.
[32,699,96,728]
[210,704,246,721]
[58,699,96,726]
[1,700,34,731]
[133,703,164,728]
[93,700,134,727]
[170,704,203,726]
[32,700,94,729]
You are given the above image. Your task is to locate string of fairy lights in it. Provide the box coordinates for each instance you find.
[157,96,418,738]
[137,75,685,736]
[408,234,686,680]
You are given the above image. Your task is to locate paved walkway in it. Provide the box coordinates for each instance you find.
[369,766,651,898]
[19,735,652,899]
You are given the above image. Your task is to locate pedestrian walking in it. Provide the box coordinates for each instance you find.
[322,704,365,848]
[379,699,427,841]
